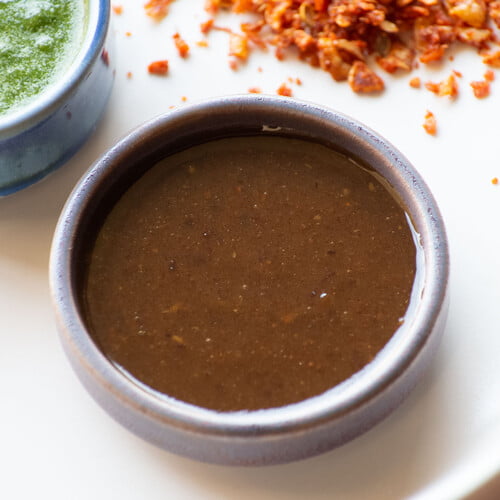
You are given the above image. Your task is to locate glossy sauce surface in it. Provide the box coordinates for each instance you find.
[83,136,417,411]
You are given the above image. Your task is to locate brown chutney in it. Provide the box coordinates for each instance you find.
[82,135,417,412]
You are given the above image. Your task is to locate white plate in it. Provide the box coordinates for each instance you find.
[1,1,500,498]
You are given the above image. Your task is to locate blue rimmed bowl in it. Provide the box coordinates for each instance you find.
[0,0,114,196]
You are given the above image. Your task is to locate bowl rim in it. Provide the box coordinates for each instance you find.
[50,95,449,440]
[0,0,110,139]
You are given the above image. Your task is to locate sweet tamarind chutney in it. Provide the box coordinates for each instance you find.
[82,136,417,412]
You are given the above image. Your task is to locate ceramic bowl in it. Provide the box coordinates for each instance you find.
[49,95,449,465]
[0,0,114,196]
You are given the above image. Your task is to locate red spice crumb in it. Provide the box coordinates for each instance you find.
[376,40,414,74]
[112,4,123,15]
[148,60,169,75]
[126,71,133,79]
[229,33,248,60]
[229,58,239,71]
[452,70,462,78]
[425,74,458,98]
[295,78,302,85]
[257,67,263,73]
[425,81,439,93]
[196,40,208,47]
[212,24,232,34]
[409,77,421,88]
[277,83,292,97]
[144,0,174,20]
[200,19,214,34]
[248,87,262,93]
[423,110,437,136]
[420,48,445,64]
[314,0,327,10]
[483,51,500,68]
[492,177,499,185]
[471,80,490,98]
[348,61,384,94]
[485,70,495,82]
[173,33,190,58]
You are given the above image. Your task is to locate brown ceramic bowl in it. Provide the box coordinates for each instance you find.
[49,95,449,465]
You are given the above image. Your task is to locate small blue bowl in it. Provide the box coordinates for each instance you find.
[0,0,114,196]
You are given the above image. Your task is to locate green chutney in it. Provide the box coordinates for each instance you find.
[0,0,86,115]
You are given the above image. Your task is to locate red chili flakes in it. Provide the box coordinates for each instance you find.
[348,61,384,94]
[376,41,415,74]
[314,0,328,12]
[275,46,285,61]
[423,110,437,136]
[483,51,500,68]
[277,83,292,97]
[173,33,190,58]
[126,71,133,79]
[491,1,500,25]
[470,79,490,98]
[148,60,169,75]
[144,0,174,20]
[492,177,499,185]
[409,76,421,89]
[248,87,262,93]
[200,19,214,34]
[229,33,249,60]
[287,76,303,85]
[485,69,495,81]
[425,81,440,94]
[241,21,267,50]
[204,0,500,94]
[112,4,123,15]
[231,0,255,13]
[425,74,459,98]
[212,24,233,34]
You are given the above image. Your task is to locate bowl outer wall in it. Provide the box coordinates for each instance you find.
[0,0,114,196]
[49,95,450,465]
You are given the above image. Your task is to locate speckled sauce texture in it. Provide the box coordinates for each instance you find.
[83,136,417,412]
[0,0,85,115]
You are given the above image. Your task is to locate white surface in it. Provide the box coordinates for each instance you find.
[2,1,500,498]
